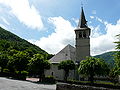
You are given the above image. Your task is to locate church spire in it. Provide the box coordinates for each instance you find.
[78,7,88,28]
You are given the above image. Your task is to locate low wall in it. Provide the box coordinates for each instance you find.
[56,83,119,90]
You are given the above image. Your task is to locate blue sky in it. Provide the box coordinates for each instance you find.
[0,0,120,56]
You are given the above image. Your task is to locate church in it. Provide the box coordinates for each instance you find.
[45,7,91,80]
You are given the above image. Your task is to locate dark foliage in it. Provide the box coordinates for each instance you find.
[58,60,75,82]
[0,27,53,80]
[0,27,51,56]
[94,51,116,68]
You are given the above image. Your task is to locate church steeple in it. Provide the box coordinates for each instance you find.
[78,7,88,28]
[74,7,91,62]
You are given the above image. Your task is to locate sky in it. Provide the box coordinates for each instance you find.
[0,0,120,56]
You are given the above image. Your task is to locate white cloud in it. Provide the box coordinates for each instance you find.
[0,24,8,30]
[95,16,108,25]
[29,16,75,54]
[90,16,94,19]
[0,0,43,30]
[91,19,120,56]
[1,17,10,25]
[29,16,120,56]
[72,18,79,25]
[90,25,101,38]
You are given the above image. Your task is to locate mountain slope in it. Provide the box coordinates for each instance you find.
[0,27,53,59]
[94,51,116,67]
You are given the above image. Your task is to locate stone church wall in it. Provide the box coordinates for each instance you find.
[45,64,75,81]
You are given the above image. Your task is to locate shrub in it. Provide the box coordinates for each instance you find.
[0,68,10,77]
[3,68,10,73]
[44,76,55,83]
[20,71,28,80]
[14,70,28,80]
[21,71,28,76]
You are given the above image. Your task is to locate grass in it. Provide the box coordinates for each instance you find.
[94,81,114,85]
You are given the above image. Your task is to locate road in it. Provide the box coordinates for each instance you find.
[0,77,56,90]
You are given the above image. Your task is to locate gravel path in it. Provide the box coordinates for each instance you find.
[0,77,56,90]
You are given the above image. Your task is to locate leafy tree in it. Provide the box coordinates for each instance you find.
[78,57,109,83]
[47,54,54,60]
[25,47,37,57]
[28,54,51,82]
[94,51,116,68]
[9,51,30,74]
[8,49,18,56]
[109,67,120,84]
[110,34,120,84]
[0,40,10,51]
[58,60,75,82]
[0,26,49,56]
[7,56,15,73]
[0,54,9,73]
[114,34,120,67]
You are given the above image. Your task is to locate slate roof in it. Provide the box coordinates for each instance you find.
[50,44,75,63]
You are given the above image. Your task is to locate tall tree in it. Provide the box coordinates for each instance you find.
[28,54,51,82]
[114,34,120,67]
[10,51,30,74]
[58,60,75,82]
[0,54,9,73]
[78,57,109,83]
[109,34,120,83]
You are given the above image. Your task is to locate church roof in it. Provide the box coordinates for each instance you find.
[78,7,88,28]
[50,44,75,64]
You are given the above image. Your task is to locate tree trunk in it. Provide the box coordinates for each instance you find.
[39,73,42,82]
[1,67,3,73]
[39,70,45,82]
[64,70,69,82]
[89,73,94,84]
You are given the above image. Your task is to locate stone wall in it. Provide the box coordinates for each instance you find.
[45,64,75,81]
[56,83,119,90]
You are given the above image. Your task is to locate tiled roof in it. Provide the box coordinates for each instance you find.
[50,44,75,63]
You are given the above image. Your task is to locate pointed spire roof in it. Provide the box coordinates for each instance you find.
[78,7,88,28]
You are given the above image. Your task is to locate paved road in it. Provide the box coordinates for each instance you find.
[0,77,56,90]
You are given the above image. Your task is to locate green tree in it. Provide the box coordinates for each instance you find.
[8,49,18,56]
[10,51,30,74]
[0,40,10,51]
[58,60,75,82]
[110,34,120,84]
[28,54,51,82]
[114,34,120,67]
[109,67,120,84]
[78,57,109,83]
[0,54,9,73]
[7,56,15,73]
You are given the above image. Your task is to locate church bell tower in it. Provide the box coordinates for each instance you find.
[75,7,91,62]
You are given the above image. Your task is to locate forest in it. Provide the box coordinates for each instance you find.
[0,27,53,80]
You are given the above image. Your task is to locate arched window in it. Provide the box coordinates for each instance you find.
[83,31,86,38]
[51,72,54,76]
[79,32,82,38]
